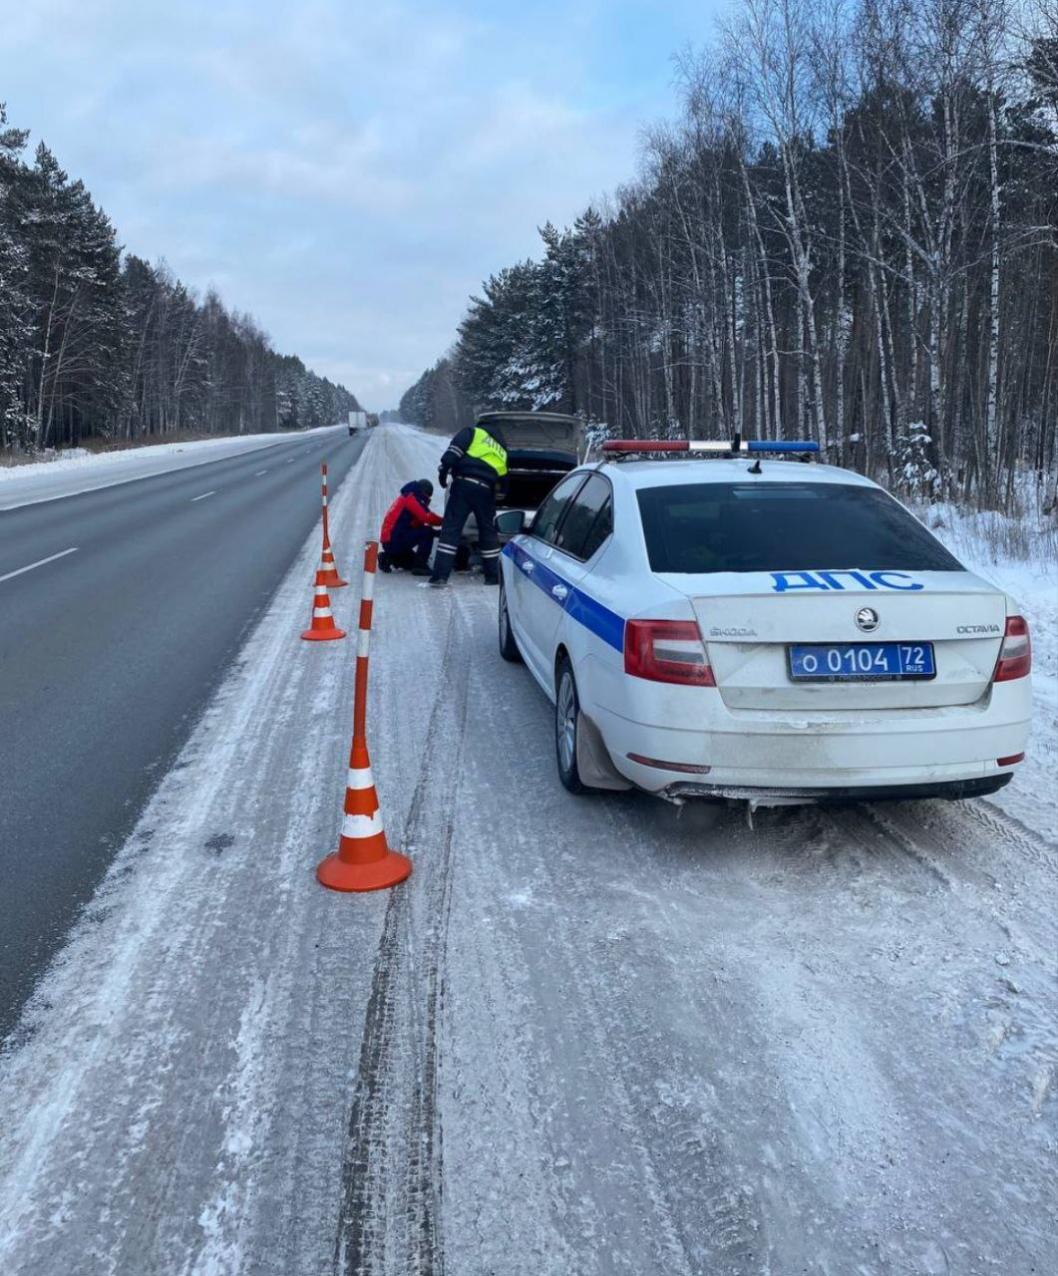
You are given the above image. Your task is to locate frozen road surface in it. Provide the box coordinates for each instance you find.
[0,425,1055,1275]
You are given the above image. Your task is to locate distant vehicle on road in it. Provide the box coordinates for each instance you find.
[349,410,367,435]
[497,438,1032,807]
[366,412,380,429]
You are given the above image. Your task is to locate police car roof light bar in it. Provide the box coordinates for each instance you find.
[600,439,820,457]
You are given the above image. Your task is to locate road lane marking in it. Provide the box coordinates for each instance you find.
[0,546,79,584]
[255,469,268,476]
[190,491,215,502]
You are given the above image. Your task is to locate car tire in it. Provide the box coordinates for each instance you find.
[555,655,596,794]
[498,581,522,663]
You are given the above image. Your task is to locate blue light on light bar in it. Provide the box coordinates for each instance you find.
[745,440,820,453]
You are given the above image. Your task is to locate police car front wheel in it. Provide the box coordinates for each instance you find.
[498,582,522,663]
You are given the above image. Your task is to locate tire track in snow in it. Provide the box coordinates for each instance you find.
[824,804,954,889]
[334,599,470,1276]
[961,797,1058,866]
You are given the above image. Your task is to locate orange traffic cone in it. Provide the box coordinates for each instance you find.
[318,538,347,589]
[301,569,346,642]
[317,540,411,892]
[318,463,347,588]
[316,741,411,891]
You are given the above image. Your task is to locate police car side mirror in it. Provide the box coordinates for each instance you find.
[495,508,528,536]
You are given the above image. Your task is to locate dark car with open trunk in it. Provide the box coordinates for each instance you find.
[451,410,582,553]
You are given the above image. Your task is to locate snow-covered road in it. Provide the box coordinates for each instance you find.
[1,425,1054,1275]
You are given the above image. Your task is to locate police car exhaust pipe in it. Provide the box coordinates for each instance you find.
[316,540,412,893]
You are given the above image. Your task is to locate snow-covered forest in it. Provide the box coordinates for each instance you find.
[0,106,359,455]
[401,0,1057,509]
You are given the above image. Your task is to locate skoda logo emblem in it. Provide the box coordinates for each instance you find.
[855,606,880,633]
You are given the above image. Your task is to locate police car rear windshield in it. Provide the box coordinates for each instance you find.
[636,483,963,575]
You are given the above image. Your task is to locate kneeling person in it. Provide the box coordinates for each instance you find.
[379,480,442,574]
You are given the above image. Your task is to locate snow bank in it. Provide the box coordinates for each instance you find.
[0,424,347,511]
[922,502,1057,837]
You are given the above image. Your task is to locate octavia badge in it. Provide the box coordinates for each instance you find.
[855,606,880,633]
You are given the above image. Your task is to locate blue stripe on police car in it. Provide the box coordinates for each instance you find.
[503,540,624,651]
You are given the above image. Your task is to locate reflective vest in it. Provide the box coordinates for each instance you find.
[466,427,508,478]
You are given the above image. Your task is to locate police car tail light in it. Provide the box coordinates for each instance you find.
[993,615,1031,682]
[624,620,716,687]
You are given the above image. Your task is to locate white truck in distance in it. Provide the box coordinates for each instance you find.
[349,410,367,435]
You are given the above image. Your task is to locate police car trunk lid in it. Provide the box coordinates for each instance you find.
[669,570,1005,711]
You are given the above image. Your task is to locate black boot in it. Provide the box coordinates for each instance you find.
[378,551,392,574]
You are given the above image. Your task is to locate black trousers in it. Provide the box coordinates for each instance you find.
[384,524,435,569]
[431,478,500,582]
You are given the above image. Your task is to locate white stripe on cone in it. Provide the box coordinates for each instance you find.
[341,810,384,839]
[348,766,374,789]
[313,606,333,619]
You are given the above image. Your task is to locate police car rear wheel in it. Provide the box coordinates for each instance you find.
[555,657,589,794]
[498,582,522,663]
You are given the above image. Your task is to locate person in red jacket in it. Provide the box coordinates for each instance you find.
[379,480,443,574]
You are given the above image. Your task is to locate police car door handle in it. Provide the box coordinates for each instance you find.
[551,584,569,601]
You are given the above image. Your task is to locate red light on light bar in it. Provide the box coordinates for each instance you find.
[602,440,690,453]
[996,753,1025,766]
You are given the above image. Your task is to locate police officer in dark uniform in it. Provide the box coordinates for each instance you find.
[429,420,508,587]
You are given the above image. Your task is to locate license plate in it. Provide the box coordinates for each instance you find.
[788,642,935,681]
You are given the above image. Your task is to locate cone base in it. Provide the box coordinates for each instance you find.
[316,849,412,892]
[301,627,346,642]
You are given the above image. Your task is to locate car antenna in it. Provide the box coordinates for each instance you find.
[747,457,762,474]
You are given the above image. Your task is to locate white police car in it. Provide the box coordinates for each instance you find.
[497,439,1032,805]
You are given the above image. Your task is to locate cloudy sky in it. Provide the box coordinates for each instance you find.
[2,0,722,408]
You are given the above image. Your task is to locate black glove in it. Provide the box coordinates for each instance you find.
[438,468,448,489]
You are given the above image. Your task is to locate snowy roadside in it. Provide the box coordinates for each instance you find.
[0,427,1053,1275]
[921,502,1058,840]
[0,423,347,510]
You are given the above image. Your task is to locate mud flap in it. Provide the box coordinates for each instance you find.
[576,712,633,791]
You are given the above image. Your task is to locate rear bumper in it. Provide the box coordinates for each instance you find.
[657,774,1012,805]
[593,678,1032,799]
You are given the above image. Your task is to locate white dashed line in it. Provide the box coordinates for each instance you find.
[190,491,215,503]
[0,546,79,585]
[255,470,267,476]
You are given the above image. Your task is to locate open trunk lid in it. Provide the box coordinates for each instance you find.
[477,411,581,454]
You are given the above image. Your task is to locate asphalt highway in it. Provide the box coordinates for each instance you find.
[0,428,365,1043]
